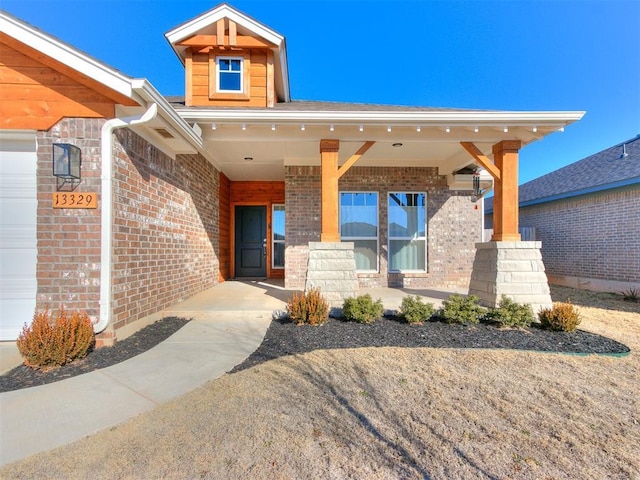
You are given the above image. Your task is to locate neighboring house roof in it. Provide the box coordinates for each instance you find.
[486,134,640,212]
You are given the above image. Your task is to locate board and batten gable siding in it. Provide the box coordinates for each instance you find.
[284,166,481,290]
[187,48,272,107]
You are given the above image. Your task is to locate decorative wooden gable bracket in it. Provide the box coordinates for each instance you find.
[320,140,375,241]
[461,140,522,242]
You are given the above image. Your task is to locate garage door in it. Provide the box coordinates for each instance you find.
[0,131,37,341]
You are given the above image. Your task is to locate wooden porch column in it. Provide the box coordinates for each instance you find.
[492,140,521,241]
[320,139,340,241]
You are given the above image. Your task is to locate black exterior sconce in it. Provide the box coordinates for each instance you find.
[53,143,81,191]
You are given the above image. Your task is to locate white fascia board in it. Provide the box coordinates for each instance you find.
[131,79,204,150]
[176,109,585,126]
[0,11,133,99]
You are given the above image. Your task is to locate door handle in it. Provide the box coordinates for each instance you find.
[263,238,267,257]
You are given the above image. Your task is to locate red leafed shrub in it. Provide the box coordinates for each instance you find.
[17,306,95,370]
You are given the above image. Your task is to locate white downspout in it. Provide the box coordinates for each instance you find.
[96,103,158,333]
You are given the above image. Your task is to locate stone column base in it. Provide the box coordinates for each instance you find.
[305,242,359,309]
[469,241,552,314]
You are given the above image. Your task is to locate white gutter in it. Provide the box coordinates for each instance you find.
[175,109,585,125]
[96,103,158,333]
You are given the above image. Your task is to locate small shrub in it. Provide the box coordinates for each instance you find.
[342,294,384,324]
[538,301,581,332]
[17,306,95,370]
[621,288,639,303]
[485,295,534,328]
[437,294,486,324]
[286,288,329,326]
[400,295,434,324]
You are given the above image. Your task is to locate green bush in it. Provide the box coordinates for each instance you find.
[485,295,535,327]
[286,288,329,326]
[400,295,434,324]
[342,294,384,324]
[538,302,581,332]
[17,306,95,370]
[437,294,486,324]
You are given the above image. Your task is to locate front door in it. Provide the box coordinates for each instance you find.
[235,206,267,277]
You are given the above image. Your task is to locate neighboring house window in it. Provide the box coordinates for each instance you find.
[340,192,378,272]
[272,204,285,269]
[388,192,426,272]
[217,57,243,92]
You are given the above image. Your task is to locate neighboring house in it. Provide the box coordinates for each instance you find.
[485,135,640,292]
[0,4,583,343]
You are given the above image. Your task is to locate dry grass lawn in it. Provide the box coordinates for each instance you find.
[2,286,639,479]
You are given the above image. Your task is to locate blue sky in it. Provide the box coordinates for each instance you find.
[2,0,639,184]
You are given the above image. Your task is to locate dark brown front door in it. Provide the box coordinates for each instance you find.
[234,206,267,277]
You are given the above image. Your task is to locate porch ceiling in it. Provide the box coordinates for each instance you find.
[178,109,585,181]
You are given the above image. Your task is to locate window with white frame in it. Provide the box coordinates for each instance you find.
[216,57,243,93]
[340,192,378,272]
[388,192,426,272]
[272,204,285,269]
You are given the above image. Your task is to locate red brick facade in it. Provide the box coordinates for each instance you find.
[285,166,482,290]
[36,118,221,344]
[36,118,104,321]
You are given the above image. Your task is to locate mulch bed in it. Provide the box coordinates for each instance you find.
[1,315,630,392]
[230,316,631,373]
[0,317,189,393]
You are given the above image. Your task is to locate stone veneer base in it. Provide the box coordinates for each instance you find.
[305,242,359,308]
[468,241,553,314]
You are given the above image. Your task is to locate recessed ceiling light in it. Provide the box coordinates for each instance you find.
[392,143,403,147]
[244,157,253,161]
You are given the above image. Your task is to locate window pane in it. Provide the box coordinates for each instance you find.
[230,59,241,70]
[273,205,285,241]
[220,72,241,91]
[388,193,425,237]
[219,59,230,70]
[273,242,285,268]
[340,192,378,237]
[353,240,377,271]
[389,239,425,271]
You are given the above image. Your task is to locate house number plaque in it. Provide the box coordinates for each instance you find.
[52,192,98,209]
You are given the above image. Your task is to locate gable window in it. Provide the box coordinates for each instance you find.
[388,192,426,272]
[340,192,378,272]
[217,57,243,92]
[272,205,285,269]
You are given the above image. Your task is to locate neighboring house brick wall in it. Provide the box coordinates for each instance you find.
[111,129,220,334]
[519,186,640,285]
[36,118,103,324]
[285,166,481,290]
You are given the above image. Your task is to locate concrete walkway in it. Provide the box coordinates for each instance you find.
[0,280,287,467]
[0,280,464,466]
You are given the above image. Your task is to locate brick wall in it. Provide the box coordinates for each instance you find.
[36,118,221,345]
[520,186,640,284]
[36,118,103,322]
[111,129,220,333]
[285,166,482,289]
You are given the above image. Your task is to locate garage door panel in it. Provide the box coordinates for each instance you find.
[0,132,37,341]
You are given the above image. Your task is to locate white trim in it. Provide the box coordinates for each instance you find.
[177,109,585,125]
[0,11,133,99]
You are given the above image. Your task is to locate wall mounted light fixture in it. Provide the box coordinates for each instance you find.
[53,143,81,191]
